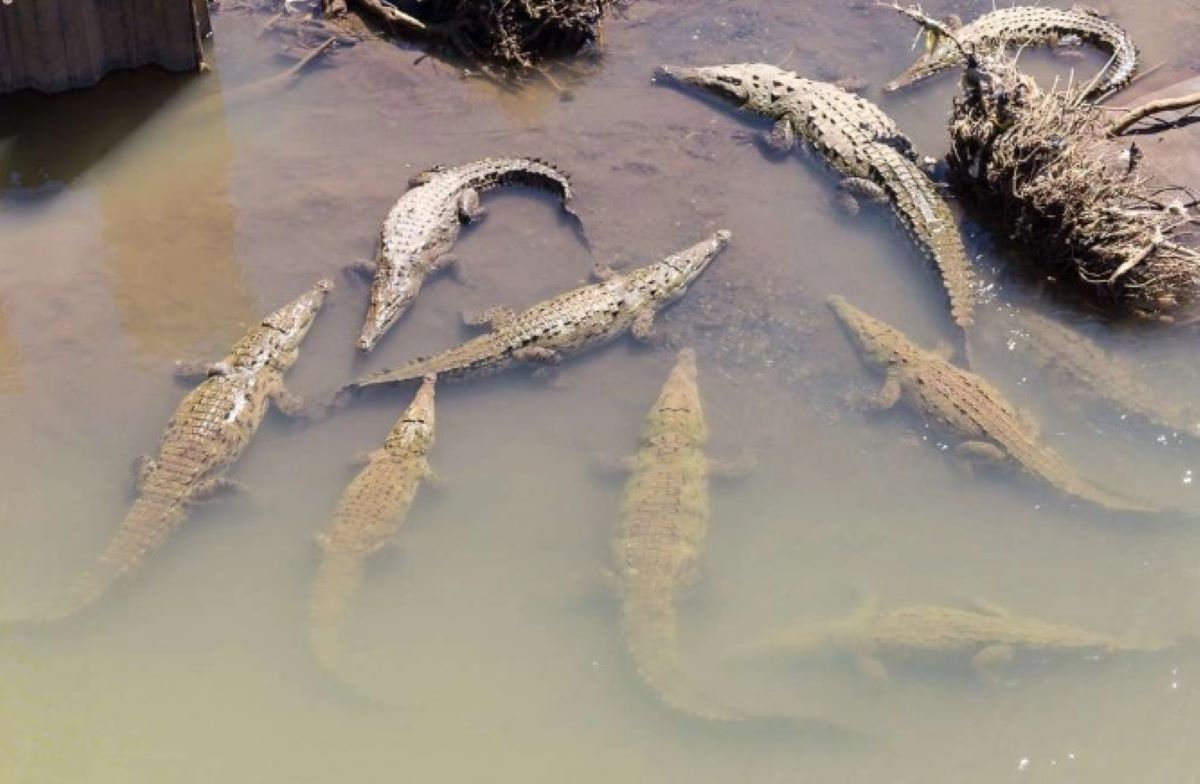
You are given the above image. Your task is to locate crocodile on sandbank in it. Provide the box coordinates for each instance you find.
[39,280,332,622]
[828,295,1163,516]
[655,62,976,332]
[309,374,438,695]
[1012,308,1200,439]
[742,595,1173,681]
[335,230,731,399]
[609,348,752,721]
[883,4,1139,101]
[351,157,582,352]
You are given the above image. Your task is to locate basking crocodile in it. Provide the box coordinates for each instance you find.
[884,4,1139,101]
[828,295,1162,516]
[1013,308,1200,439]
[41,280,332,622]
[743,596,1172,681]
[655,63,975,331]
[336,231,730,398]
[351,157,581,352]
[309,375,438,695]
[611,348,749,721]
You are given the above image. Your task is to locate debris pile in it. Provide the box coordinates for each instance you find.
[327,0,624,74]
[947,54,1200,318]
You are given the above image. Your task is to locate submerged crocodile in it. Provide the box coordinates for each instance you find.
[828,295,1162,516]
[1013,308,1200,439]
[40,280,332,622]
[743,596,1172,681]
[884,4,1139,101]
[351,157,581,352]
[655,63,975,331]
[336,231,730,398]
[309,375,438,694]
[611,348,750,721]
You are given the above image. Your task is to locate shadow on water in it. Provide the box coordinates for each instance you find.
[0,61,256,361]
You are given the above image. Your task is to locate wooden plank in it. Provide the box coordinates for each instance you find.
[0,0,206,94]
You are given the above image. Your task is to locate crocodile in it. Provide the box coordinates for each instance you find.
[336,231,730,398]
[1012,308,1200,439]
[884,4,1140,101]
[610,348,749,721]
[40,280,332,622]
[742,595,1173,681]
[654,63,976,331]
[350,157,582,353]
[827,295,1163,516]
[309,374,438,695]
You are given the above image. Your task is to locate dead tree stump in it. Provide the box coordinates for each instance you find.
[0,0,211,94]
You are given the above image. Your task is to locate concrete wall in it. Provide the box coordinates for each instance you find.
[0,0,209,94]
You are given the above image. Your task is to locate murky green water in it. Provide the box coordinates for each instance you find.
[3,1,1200,781]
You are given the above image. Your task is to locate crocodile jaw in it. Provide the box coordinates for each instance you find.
[827,295,900,369]
[654,64,750,107]
[883,48,958,92]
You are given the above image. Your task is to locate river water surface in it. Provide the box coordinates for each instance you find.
[3,1,1200,781]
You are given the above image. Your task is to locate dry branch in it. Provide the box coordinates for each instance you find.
[1108,92,1200,136]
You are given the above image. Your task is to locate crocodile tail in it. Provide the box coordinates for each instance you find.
[1087,21,1140,99]
[478,157,589,250]
[39,495,184,623]
[869,142,976,330]
[307,548,386,703]
[621,599,745,722]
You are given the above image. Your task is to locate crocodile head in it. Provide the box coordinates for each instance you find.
[358,274,421,353]
[883,14,965,92]
[655,63,791,115]
[645,348,708,447]
[827,295,909,370]
[631,230,731,311]
[385,373,437,452]
[233,279,332,371]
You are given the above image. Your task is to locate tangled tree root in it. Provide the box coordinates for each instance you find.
[326,0,625,76]
[948,55,1200,319]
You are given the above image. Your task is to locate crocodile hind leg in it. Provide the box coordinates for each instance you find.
[837,177,889,216]
[457,189,485,223]
[971,644,1015,684]
[709,449,757,480]
[461,306,517,329]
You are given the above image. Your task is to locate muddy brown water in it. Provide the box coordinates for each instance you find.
[3,1,1200,781]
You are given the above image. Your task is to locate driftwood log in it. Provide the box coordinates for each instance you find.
[0,0,211,94]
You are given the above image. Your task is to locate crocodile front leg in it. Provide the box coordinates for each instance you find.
[759,118,797,155]
[270,387,306,416]
[343,259,376,284]
[173,360,229,381]
[631,311,658,342]
[131,455,157,491]
[971,644,1015,684]
[858,371,901,412]
[188,477,245,505]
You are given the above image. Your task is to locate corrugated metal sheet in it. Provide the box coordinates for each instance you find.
[0,0,208,94]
